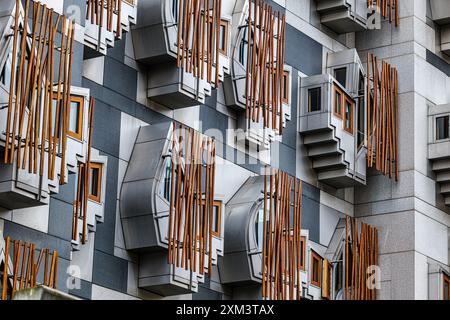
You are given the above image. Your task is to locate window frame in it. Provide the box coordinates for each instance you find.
[88,162,103,203]
[343,95,355,135]
[310,250,323,288]
[334,67,347,88]
[444,273,450,300]
[282,70,290,104]
[308,87,321,113]
[67,94,84,141]
[333,85,343,119]
[300,236,306,271]
[202,199,222,238]
[219,19,229,56]
[436,115,450,141]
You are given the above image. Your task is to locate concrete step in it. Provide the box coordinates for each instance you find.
[303,131,335,146]
[316,0,348,13]
[432,159,450,172]
[313,154,346,171]
[308,142,342,158]
[436,171,450,183]
[440,183,450,195]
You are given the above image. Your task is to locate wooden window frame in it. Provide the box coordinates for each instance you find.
[88,162,103,203]
[308,87,321,113]
[333,85,343,119]
[343,95,354,135]
[444,273,450,300]
[310,250,323,288]
[219,19,229,56]
[201,199,222,237]
[67,94,84,141]
[282,70,289,104]
[300,236,306,271]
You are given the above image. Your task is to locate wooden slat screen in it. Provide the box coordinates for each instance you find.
[1,236,58,300]
[86,0,123,38]
[366,53,399,181]
[344,217,379,300]
[261,169,302,300]
[72,98,96,245]
[245,0,286,135]
[176,0,222,87]
[367,0,399,27]
[3,0,76,185]
[167,123,217,276]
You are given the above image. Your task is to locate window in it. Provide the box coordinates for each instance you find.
[343,96,354,134]
[202,200,222,237]
[444,273,450,300]
[308,87,321,112]
[255,207,270,252]
[333,86,343,118]
[300,236,306,270]
[311,250,323,287]
[219,20,229,55]
[88,162,102,202]
[334,67,347,88]
[282,71,289,104]
[335,253,343,297]
[357,72,366,149]
[436,116,449,140]
[67,95,84,140]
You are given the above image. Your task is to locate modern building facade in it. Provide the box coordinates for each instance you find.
[0,0,449,301]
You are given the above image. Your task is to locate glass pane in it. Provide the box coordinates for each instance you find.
[220,24,226,51]
[212,205,219,233]
[308,88,321,112]
[313,258,319,282]
[436,116,449,140]
[345,101,352,130]
[335,91,342,114]
[90,167,99,197]
[51,99,58,137]
[69,100,80,134]
[444,280,449,300]
[255,208,270,252]
[334,67,347,87]
[159,158,172,202]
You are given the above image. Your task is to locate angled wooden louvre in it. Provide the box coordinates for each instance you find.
[261,168,303,300]
[86,0,123,37]
[176,0,223,87]
[167,123,218,277]
[366,53,399,181]
[3,0,76,185]
[72,98,96,245]
[245,0,286,135]
[1,237,58,300]
[367,0,399,27]
[344,216,379,300]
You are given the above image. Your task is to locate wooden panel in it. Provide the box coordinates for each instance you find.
[344,216,379,300]
[86,0,122,35]
[176,0,222,87]
[245,1,286,135]
[366,53,399,181]
[3,0,76,184]
[1,237,58,300]
[167,123,218,277]
[261,168,302,300]
[368,0,399,27]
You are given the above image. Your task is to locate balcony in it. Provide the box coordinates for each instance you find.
[430,0,450,55]
[315,0,367,34]
[119,122,223,296]
[84,0,137,56]
[132,0,230,108]
[428,104,450,206]
[299,74,366,188]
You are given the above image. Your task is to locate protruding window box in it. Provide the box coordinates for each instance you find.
[120,122,223,296]
[428,104,450,206]
[430,0,450,55]
[133,0,230,108]
[299,74,366,188]
[315,0,367,34]
[84,0,137,56]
